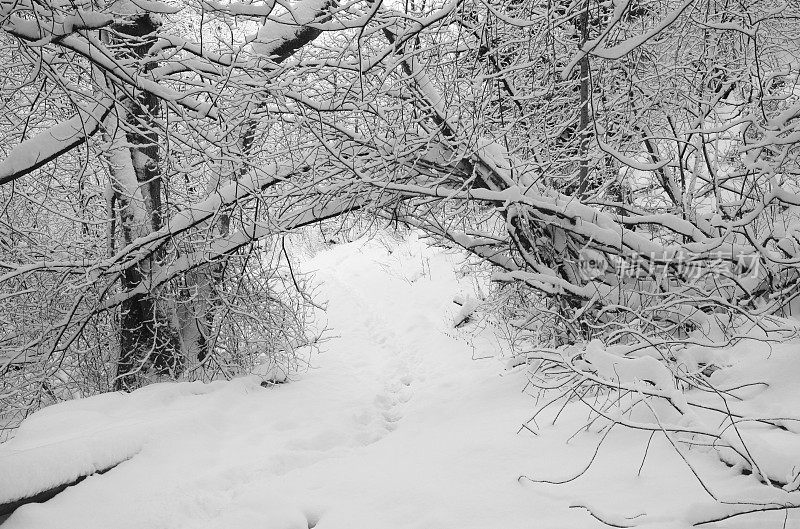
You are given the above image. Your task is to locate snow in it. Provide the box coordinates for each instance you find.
[0,98,112,186]
[452,294,480,327]
[203,0,276,17]
[698,340,800,487]
[561,0,695,77]
[2,234,800,528]
[0,381,234,506]
[580,339,675,390]
[253,0,329,57]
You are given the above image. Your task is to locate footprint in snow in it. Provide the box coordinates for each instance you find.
[398,387,413,404]
[352,408,375,426]
[382,409,402,423]
[374,393,395,410]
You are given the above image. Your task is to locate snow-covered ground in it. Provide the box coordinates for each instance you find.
[1,234,799,528]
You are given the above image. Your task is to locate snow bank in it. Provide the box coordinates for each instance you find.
[699,339,800,488]
[0,378,261,505]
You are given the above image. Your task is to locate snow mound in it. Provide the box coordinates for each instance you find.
[0,378,262,505]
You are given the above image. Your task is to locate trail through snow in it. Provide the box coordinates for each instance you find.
[2,236,562,528]
[2,235,799,528]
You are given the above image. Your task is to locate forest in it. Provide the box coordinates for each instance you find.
[1,0,800,526]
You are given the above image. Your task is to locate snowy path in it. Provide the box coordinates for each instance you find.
[2,237,581,528]
[3,236,797,528]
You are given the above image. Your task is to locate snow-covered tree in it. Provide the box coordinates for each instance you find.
[0,0,330,427]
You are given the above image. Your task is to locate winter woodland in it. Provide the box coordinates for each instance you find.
[1,0,800,526]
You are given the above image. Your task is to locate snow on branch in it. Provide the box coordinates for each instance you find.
[253,0,333,60]
[1,8,114,45]
[95,189,376,313]
[201,0,277,17]
[94,164,295,277]
[0,98,113,186]
[562,0,695,77]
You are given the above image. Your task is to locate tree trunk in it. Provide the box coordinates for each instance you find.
[107,8,182,391]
